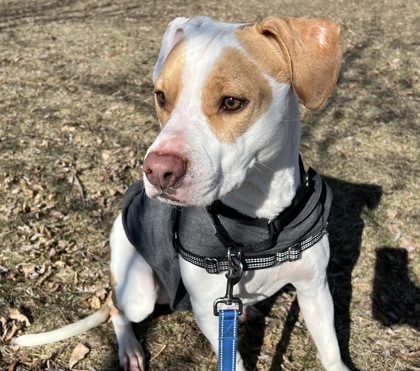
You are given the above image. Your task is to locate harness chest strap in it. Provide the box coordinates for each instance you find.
[174,226,328,274]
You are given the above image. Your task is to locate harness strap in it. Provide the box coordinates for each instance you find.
[173,225,327,274]
[218,309,239,371]
[207,167,316,254]
[207,157,311,230]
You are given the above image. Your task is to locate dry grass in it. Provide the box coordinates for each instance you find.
[0,0,418,370]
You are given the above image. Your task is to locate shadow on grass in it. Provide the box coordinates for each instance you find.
[326,177,382,371]
[372,247,419,331]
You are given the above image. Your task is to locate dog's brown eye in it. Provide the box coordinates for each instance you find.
[222,97,244,111]
[155,91,166,108]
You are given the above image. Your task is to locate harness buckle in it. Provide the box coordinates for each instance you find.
[204,257,220,274]
[287,243,302,262]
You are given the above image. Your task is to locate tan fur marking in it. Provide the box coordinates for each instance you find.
[235,25,291,85]
[109,305,119,317]
[109,271,122,312]
[255,17,342,110]
[154,40,185,126]
[202,47,272,143]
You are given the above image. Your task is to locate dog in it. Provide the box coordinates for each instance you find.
[12,16,349,371]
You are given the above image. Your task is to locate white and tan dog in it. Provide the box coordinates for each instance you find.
[13,16,348,371]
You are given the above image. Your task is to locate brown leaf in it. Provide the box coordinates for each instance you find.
[68,343,90,369]
[263,335,272,349]
[8,308,31,327]
[90,296,101,310]
[6,271,18,281]
[16,263,35,278]
[4,322,19,343]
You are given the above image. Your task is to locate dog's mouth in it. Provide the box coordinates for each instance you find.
[144,173,223,208]
[155,188,195,206]
[156,189,212,208]
[158,193,184,205]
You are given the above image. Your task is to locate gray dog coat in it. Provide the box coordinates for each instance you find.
[121,169,332,311]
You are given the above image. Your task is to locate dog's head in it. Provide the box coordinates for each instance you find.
[143,16,341,208]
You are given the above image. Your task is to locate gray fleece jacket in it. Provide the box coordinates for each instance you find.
[121,170,331,311]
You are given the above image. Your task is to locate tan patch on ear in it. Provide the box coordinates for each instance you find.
[256,17,342,111]
[202,47,272,143]
[235,25,291,85]
[154,40,186,126]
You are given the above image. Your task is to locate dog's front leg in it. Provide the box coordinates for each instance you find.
[111,310,146,371]
[180,260,246,370]
[295,276,350,371]
[110,215,165,371]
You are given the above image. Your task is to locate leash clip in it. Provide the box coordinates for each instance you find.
[213,248,243,316]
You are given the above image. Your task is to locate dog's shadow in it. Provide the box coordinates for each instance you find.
[372,247,419,331]
[239,176,382,371]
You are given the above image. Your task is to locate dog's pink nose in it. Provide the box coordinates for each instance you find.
[143,152,186,189]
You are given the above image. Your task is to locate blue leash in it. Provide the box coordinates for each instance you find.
[218,309,240,371]
[214,249,243,371]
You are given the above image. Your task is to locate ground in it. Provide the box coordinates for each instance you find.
[0,0,419,370]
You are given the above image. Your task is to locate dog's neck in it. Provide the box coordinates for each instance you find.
[221,157,301,220]
[221,113,302,220]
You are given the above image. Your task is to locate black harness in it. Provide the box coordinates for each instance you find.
[172,159,330,274]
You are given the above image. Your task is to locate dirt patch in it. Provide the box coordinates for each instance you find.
[1,0,418,370]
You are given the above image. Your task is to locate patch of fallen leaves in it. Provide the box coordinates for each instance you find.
[69,343,90,369]
[1,308,31,343]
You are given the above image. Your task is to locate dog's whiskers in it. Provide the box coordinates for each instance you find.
[253,161,276,174]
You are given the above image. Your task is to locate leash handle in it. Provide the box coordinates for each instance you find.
[218,309,239,371]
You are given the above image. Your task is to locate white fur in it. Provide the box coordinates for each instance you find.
[12,16,348,371]
[11,307,110,346]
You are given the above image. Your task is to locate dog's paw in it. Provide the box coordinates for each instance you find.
[118,339,146,371]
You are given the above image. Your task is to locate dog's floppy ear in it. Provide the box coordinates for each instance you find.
[153,17,189,83]
[257,17,342,111]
